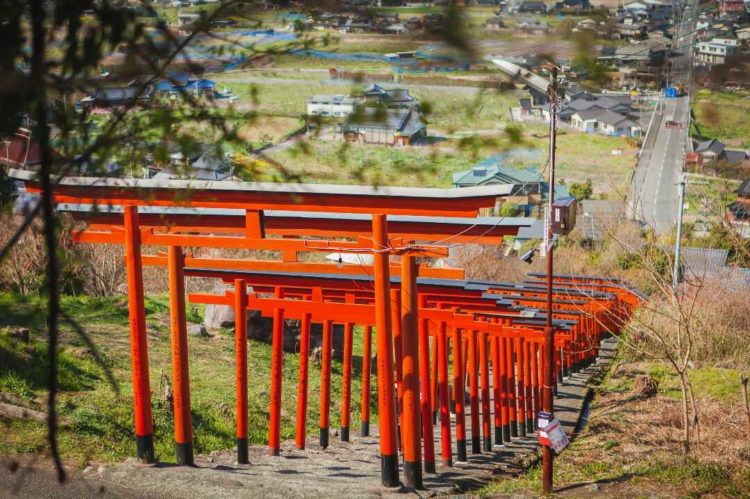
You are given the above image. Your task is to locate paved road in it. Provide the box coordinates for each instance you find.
[629,0,698,234]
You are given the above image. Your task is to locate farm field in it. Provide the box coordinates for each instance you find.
[692,89,750,148]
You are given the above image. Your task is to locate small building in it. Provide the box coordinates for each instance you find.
[0,129,41,170]
[486,16,505,31]
[514,18,550,35]
[338,108,426,146]
[306,95,362,117]
[551,197,577,235]
[177,12,201,31]
[362,84,417,109]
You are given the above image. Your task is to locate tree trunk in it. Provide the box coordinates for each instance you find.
[679,372,690,455]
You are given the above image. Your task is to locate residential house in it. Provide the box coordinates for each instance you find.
[696,41,738,64]
[514,18,550,35]
[405,17,423,31]
[719,0,746,18]
[306,95,363,117]
[362,84,417,109]
[153,74,216,98]
[595,110,640,136]
[452,156,544,215]
[696,33,740,64]
[564,95,641,137]
[695,139,726,161]
[570,109,601,133]
[603,38,667,66]
[694,138,749,164]
[696,13,714,31]
[517,0,547,13]
[153,148,235,181]
[574,18,599,33]
[337,108,426,146]
[486,16,505,31]
[85,86,151,109]
[616,17,648,40]
[177,12,200,30]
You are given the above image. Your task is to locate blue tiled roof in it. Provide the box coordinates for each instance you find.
[453,154,542,186]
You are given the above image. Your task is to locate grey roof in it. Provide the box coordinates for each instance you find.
[682,247,729,278]
[515,218,544,239]
[577,200,626,240]
[724,149,748,164]
[362,84,414,103]
[490,58,548,94]
[695,139,726,155]
[596,110,634,127]
[10,168,515,199]
[343,108,424,137]
[572,108,606,121]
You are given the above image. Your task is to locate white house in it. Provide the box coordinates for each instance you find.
[571,110,600,133]
[571,108,640,137]
[595,110,640,137]
[306,95,362,117]
[696,41,738,64]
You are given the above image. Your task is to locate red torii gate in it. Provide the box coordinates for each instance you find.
[11,168,640,490]
[13,168,529,488]
[178,268,603,467]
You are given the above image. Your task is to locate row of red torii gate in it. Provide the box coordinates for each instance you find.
[12,169,642,489]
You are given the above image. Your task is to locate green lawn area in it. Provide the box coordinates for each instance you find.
[266,138,477,187]
[517,128,638,197]
[692,89,750,148]
[214,79,359,117]
[410,87,522,133]
[211,78,634,196]
[0,293,374,467]
[683,174,739,219]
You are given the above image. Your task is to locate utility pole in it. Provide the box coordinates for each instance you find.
[542,65,559,496]
[673,174,686,291]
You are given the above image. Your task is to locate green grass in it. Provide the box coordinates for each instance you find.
[683,175,739,219]
[0,293,375,466]
[266,137,477,187]
[692,89,750,148]
[647,363,745,401]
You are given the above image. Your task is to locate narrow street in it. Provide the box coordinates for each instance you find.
[629,0,698,233]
